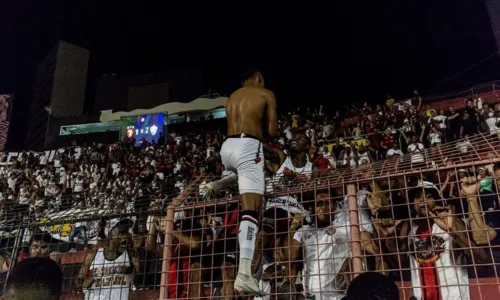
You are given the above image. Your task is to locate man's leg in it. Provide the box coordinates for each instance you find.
[188,262,204,300]
[235,193,262,293]
[80,226,88,247]
[221,262,236,300]
[251,230,267,275]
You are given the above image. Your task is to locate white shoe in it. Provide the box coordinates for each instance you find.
[203,182,216,199]
[205,182,215,193]
[234,274,262,296]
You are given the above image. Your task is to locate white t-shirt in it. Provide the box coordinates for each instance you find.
[59,170,67,185]
[408,223,469,299]
[486,117,499,135]
[407,143,425,163]
[387,148,404,157]
[74,178,85,192]
[357,151,371,164]
[323,124,334,138]
[84,248,133,300]
[306,128,316,144]
[428,132,442,145]
[39,154,48,165]
[341,153,357,167]
[111,163,121,175]
[295,224,349,300]
[284,127,293,140]
[265,156,312,221]
[338,190,373,235]
[431,115,447,129]
[456,140,471,154]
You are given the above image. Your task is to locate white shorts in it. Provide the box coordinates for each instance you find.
[220,136,265,195]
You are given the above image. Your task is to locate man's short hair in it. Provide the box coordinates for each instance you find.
[31,232,53,244]
[5,257,62,300]
[240,65,261,82]
[408,185,441,205]
[347,272,399,300]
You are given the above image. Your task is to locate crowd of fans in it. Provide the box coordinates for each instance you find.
[0,131,228,223]
[274,91,500,169]
[0,90,499,222]
[0,90,499,299]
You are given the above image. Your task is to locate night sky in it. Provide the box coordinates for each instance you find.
[1,0,499,149]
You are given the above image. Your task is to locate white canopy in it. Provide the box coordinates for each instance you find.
[99,96,228,122]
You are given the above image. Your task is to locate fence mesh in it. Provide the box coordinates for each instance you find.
[1,133,500,300]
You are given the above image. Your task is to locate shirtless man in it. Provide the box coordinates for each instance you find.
[219,69,278,295]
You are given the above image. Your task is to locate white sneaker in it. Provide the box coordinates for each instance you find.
[205,182,215,194]
[203,182,216,200]
[234,274,262,296]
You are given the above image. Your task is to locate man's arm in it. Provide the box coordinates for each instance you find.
[277,215,304,285]
[449,217,489,264]
[0,254,9,273]
[266,91,279,137]
[462,179,497,246]
[263,144,286,173]
[171,231,202,250]
[128,249,141,274]
[429,203,490,264]
[77,251,97,289]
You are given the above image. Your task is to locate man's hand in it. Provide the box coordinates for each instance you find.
[169,177,205,209]
[283,167,308,182]
[291,213,305,229]
[81,277,95,289]
[368,192,385,215]
[49,251,61,264]
[374,218,402,238]
[460,176,479,196]
[428,206,454,232]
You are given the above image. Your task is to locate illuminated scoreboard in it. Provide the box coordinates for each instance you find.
[123,113,165,146]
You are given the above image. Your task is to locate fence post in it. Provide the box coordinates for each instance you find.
[160,207,175,300]
[347,184,363,277]
[2,227,24,293]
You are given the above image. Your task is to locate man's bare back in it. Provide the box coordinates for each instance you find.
[216,70,279,295]
[226,86,278,140]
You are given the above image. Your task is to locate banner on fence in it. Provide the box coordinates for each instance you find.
[38,208,136,245]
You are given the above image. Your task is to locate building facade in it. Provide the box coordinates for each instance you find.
[93,69,203,113]
[25,41,89,150]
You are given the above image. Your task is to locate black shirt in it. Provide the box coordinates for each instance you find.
[461,117,477,136]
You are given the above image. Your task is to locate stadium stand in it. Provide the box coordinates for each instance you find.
[0,85,499,299]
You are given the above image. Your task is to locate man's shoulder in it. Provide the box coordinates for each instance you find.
[237,86,274,98]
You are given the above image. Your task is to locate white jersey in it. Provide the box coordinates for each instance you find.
[408,143,425,163]
[265,156,312,219]
[85,248,133,300]
[357,151,371,164]
[295,224,350,300]
[408,223,469,300]
[338,189,373,234]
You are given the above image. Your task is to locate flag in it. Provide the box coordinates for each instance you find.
[0,94,13,151]
[0,121,8,151]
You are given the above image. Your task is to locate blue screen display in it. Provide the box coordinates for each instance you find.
[134,113,165,146]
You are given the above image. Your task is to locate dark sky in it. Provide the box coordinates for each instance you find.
[1,0,499,148]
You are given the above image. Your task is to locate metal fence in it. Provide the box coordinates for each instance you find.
[1,133,500,300]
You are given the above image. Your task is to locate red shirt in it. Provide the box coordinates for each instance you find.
[383,134,394,147]
[315,157,330,170]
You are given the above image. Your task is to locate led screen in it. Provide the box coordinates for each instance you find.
[127,113,165,146]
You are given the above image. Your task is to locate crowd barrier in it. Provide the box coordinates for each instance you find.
[1,134,499,299]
